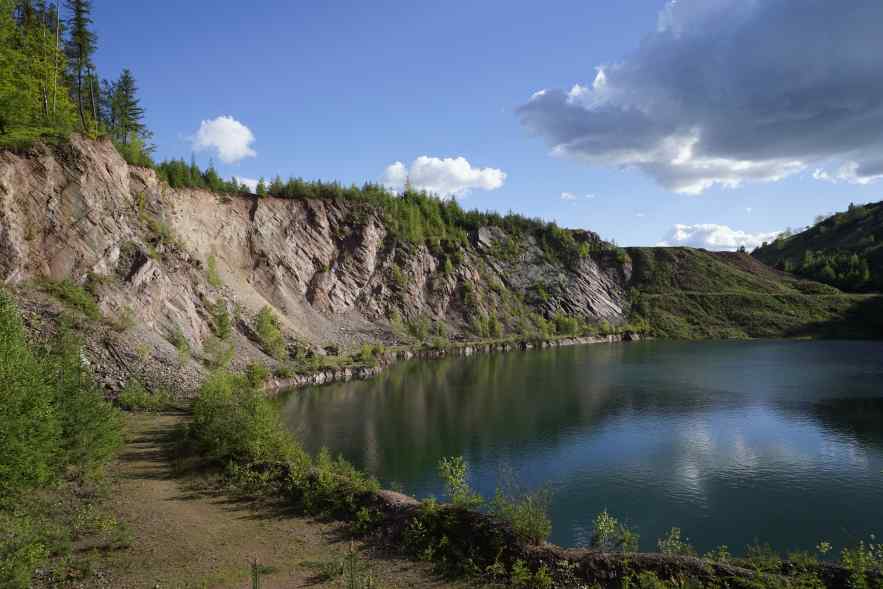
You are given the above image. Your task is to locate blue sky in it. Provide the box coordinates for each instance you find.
[92,0,883,248]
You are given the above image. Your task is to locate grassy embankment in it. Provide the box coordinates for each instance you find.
[626,247,883,339]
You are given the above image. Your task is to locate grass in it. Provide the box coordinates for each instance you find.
[626,247,881,339]
[0,126,70,152]
[40,279,102,321]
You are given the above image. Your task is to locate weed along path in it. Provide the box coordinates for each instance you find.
[98,412,459,589]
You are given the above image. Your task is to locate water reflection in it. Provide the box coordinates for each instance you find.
[281,340,883,553]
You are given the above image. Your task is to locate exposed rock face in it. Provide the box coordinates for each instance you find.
[0,137,632,391]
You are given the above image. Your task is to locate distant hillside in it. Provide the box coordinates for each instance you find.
[626,247,881,339]
[753,200,883,292]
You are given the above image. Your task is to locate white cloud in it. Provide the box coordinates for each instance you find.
[518,0,883,194]
[193,116,257,164]
[234,176,259,192]
[561,191,596,201]
[813,162,883,186]
[658,223,780,251]
[382,156,506,198]
[745,207,753,214]
[635,212,646,218]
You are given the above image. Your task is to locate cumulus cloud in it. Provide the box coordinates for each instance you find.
[518,0,883,194]
[193,116,257,164]
[382,156,506,197]
[658,224,780,251]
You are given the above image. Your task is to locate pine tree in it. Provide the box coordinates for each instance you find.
[64,0,96,131]
[110,69,146,144]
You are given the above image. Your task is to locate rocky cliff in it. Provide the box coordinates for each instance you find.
[0,137,632,392]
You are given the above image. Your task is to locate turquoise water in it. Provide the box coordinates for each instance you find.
[281,340,883,553]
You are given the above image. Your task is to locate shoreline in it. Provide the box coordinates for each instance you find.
[264,332,641,392]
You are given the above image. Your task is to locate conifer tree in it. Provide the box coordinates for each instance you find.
[64,0,96,131]
[110,69,146,144]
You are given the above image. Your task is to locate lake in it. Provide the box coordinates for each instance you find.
[280,340,883,554]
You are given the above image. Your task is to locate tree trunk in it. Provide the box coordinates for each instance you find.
[89,71,98,125]
[52,5,59,116]
[77,67,86,130]
[41,23,49,119]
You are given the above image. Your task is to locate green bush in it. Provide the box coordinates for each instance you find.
[117,380,174,412]
[490,486,552,545]
[0,290,60,499]
[212,299,232,340]
[203,334,234,369]
[189,370,303,466]
[43,330,123,480]
[657,527,695,556]
[438,456,483,510]
[170,326,191,365]
[245,362,271,387]
[0,512,49,589]
[206,255,223,288]
[0,290,123,587]
[299,448,380,516]
[590,510,639,553]
[40,279,102,321]
[255,306,286,361]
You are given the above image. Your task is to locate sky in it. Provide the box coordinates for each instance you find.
[92,0,883,249]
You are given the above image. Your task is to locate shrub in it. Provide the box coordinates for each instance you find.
[206,255,223,288]
[189,370,303,466]
[389,310,405,336]
[40,279,101,321]
[170,326,191,365]
[117,380,174,412]
[407,315,431,341]
[657,527,695,556]
[438,456,483,510]
[490,486,552,545]
[299,449,380,516]
[115,136,154,168]
[358,343,379,366]
[0,292,123,587]
[840,537,883,589]
[203,335,234,369]
[245,362,271,387]
[0,512,49,589]
[212,299,232,340]
[255,306,286,361]
[44,330,124,480]
[109,304,136,332]
[590,510,639,553]
[0,290,60,499]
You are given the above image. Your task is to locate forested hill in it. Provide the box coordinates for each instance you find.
[752,200,883,293]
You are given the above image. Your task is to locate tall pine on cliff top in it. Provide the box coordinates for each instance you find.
[64,0,96,131]
[108,69,146,144]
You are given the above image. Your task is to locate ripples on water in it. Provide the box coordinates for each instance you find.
[281,340,883,553]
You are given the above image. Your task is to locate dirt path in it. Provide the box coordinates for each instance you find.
[95,412,459,589]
